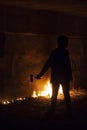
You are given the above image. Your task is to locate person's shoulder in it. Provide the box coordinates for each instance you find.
[51,48,58,55]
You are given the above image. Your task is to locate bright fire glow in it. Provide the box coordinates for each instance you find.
[32,80,63,98]
[32,91,37,98]
[0,86,87,105]
[2,100,10,105]
[1,97,26,105]
[58,84,63,94]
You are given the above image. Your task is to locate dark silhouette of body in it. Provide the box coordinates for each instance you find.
[36,35,72,116]
[0,32,5,57]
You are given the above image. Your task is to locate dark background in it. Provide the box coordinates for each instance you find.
[0,0,87,98]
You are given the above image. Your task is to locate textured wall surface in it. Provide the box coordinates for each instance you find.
[0,6,87,98]
[0,33,87,98]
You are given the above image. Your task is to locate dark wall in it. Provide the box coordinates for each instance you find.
[0,5,87,35]
[0,5,87,98]
[0,33,87,98]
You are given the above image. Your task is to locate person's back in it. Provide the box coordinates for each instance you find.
[50,46,72,84]
[36,35,72,117]
[36,35,72,84]
[0,32,5,57]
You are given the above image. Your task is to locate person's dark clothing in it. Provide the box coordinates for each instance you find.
[38,47,72,84]
[37,45,72,117]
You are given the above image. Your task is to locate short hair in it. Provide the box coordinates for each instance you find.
[57,35,68,48]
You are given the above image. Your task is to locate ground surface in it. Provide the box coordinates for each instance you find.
[0,93,87,130]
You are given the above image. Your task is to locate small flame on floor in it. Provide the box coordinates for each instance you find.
[1,80,87,105]
[1,97,26,105]
[2,100,10,105]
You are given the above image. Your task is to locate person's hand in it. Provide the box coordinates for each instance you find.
[35,74,41,79]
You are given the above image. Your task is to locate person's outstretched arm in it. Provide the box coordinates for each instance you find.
[36,54,52,79]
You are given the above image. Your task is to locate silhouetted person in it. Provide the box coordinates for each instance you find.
[0,32,5,95]
[36,35,72,117]
[0,32,5,57]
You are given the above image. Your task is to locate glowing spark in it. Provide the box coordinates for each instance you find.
[2,100,10,105]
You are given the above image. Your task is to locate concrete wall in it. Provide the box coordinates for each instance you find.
[0,5,87,98]
[0,33,56,98]
[0,33,87,98]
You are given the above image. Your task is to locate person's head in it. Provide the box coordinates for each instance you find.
[57,35,68,48]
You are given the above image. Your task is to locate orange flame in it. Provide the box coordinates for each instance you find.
[32,80,63,98]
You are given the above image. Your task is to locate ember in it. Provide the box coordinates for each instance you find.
[0,97,26,105]
[2,100,10,105]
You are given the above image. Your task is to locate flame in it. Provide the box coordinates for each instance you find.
[39,81,52,97]
[1,97,26,105]
[32,81,52,98]
[58,84,64,99]
[2,100,10,105]
[32,80,63,98]
[58,84,63,94]
[1,86,86,105]
[32,91,37,98]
